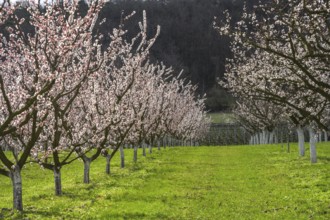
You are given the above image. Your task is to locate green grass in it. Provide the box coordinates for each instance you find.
[208,112,235,124]
[1,143,330,219]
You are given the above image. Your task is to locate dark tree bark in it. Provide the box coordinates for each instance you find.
[105,155,111,174]
[142,144,146,156]
[53,167,62,196]
[120,146,125,168]
[83,157,91,184]
[133,146,138,163]
[157,141,161,151]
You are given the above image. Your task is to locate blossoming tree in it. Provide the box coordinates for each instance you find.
[216,0,330,163]
[0,0,210,212]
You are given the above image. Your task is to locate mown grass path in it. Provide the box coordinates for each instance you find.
[1,143,330,219]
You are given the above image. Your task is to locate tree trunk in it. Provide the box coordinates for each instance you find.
[269,131,274,144]
[157,141,161,151]
[287,131,290,153]
[53,168,62,196]
[274,132,278,144]
[308,127,317,163]
[256,133,259,144]
[83,158,91,184]
[105,155,111,175]
[280,130,283,150]
[120,146,125,168]
[296,126,305,156]
[149,144,152,154]
[142,144,146,156]
[325,130,328,142]
[10,166,23,212]
[133,146,138,162]
[318,132,322,142]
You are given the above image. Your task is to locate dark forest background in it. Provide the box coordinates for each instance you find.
[9,0,264,111]
[91,0,264,112]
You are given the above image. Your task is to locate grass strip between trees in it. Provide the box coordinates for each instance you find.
[1,143,330,219]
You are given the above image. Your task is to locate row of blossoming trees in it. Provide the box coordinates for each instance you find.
[0,0,210,212]
[216,0,329,162]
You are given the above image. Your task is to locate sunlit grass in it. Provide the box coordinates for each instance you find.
[208,112,235,124]
[1,143,330,219]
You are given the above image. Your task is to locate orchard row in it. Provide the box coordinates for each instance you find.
[0,1,210,212]
[216,0,330,162]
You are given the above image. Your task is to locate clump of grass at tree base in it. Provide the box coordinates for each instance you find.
[0,143,330,219]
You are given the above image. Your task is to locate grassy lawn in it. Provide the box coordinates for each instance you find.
[1,143,330,219]
[208,112,234,124]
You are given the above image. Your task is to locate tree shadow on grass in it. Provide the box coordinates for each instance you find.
[318,156,330,163]
[0,208,11,219]
[0,207,59,220]
[101,211,171,220]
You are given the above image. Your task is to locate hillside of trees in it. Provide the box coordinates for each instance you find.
[92,0,264,111]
